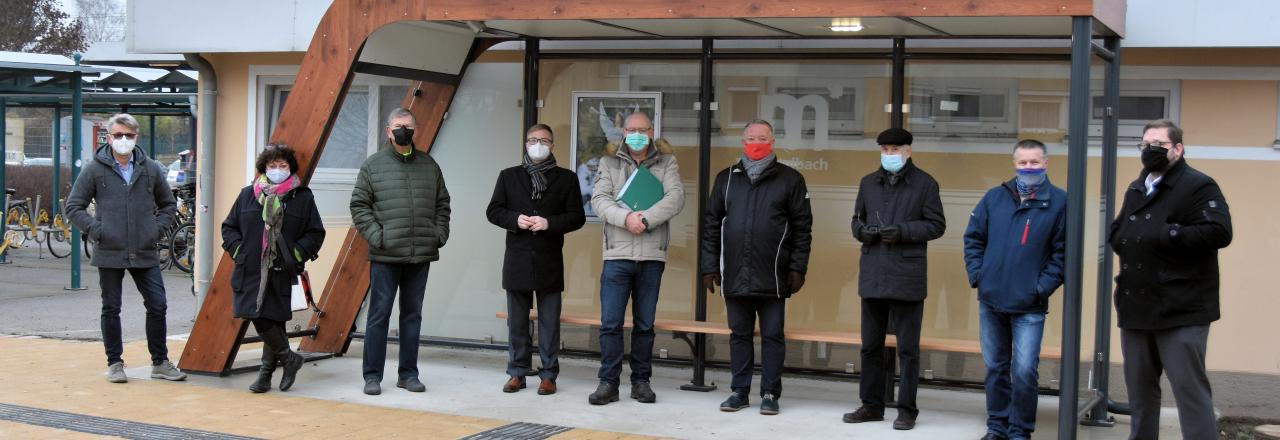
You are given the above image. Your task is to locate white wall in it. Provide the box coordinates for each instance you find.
[1124,0,1280,47]
[128,0,331,53]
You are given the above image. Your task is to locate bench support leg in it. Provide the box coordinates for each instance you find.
[673,331,716,392]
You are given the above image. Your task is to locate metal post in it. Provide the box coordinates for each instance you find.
[522,38,540,134]
[1083,35,1123,427]
[681,38,716,392]
[891,38,906,128]
[69,67,85,290]
[0,98,6,265]
[52,107,61,214]
[1059,16,1093,440]
[148,115,157,158]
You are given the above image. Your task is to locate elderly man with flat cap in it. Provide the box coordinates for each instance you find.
[843,127,946,431]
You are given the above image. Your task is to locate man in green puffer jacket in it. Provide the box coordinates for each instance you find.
[349,108,451,396]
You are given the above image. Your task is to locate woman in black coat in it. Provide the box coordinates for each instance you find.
[221,144,325,393]
[486,124,585,395]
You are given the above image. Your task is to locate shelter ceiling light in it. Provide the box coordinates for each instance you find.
[829,18,864,32]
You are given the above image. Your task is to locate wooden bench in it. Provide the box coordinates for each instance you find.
[495,310,1062,397]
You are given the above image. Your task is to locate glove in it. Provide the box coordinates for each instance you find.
[702,273,721,294]
[880,224,901,243]
[788,271,805,294]
[859,224,881,244]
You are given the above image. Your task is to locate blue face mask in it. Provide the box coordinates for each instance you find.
[624,132,650,152]
[881,153,905,173]
[1015,168,1047,186]
[265,169,290,184]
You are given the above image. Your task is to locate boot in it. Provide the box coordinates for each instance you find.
[248,348,278,393]
[278,349,304,392]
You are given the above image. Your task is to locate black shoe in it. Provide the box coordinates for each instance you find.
[719,392,749,412]
[277,350,304,392]
[363,380,381,395]
[588,382,619,405]
[630,381,656,403]
[981,433,1009,440]
[893,411,917,430]
[397,377,426,393]
[759,393,780,415]
[842,406,885,423]
[248,365,275,393]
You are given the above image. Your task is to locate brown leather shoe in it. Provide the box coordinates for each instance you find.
[503,376,526,393]
[537,378,556,395]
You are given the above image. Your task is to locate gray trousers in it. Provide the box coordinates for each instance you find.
[1120,325,1217,440]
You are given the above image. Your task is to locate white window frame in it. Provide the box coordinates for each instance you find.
[907,78,1018,137]
[1087,79,1181,140]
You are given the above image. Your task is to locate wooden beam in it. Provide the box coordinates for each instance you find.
[427,0,1109,21]
[180,0,470,374]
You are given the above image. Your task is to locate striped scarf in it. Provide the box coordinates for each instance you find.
[252,174,299,310]
[522,152,557,200]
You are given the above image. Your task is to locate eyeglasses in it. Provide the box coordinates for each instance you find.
[526,137,552,146]
[623,127,649,134]
[1136,141,1173,151]
[110,132,137,140]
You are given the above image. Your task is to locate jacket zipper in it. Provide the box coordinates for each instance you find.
[1021,218,1031,245]
[774,223,788,298]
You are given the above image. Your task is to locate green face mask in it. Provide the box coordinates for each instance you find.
[625,132,649,152]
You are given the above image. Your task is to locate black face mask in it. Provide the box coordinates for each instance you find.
[391,127,415,147]
[1141,145,1171,173]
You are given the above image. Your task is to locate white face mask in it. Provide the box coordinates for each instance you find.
[111,138,135,155]
[265,169,291,184]
[526,142,551,162]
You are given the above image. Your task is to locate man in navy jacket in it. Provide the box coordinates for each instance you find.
[963,139,1066,440]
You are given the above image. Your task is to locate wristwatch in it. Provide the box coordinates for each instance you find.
[640,216,650,228]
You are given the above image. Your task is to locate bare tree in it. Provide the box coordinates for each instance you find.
[0,0,89,55]
[75,0,125,42]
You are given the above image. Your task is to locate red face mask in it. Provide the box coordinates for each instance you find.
[744,142,773,161]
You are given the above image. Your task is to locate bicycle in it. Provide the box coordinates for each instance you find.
[43,199,74,258]
[167,182,197,273]
[5,189,33,242]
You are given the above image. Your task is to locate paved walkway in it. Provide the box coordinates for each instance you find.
[0,334,1184,439]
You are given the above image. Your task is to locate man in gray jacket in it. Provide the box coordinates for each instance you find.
[350,108,451,396]
[66,113,184,383]
[587,112,685,405]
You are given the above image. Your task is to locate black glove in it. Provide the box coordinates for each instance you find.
[860,224,882,244]
[702,273,721,294]
[789,271,806,294]
[880,224,902,243]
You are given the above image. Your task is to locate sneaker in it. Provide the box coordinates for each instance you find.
[150,360,187,381]
[630,380,656,403]
[842,406,885,423]
[105,362,127,383]
[760,393,780,415]
[396,377,426,393]
[363,380,382,395]
[719,392,750,412]
[587,382,619,405]
[981,433,1009,440]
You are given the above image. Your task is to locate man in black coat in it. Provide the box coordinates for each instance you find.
[487,124,586,396]
[843,127,946,430]
[1110,119,1231,440]
[701,119,813,416]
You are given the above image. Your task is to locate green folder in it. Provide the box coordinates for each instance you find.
[616,166,664,211]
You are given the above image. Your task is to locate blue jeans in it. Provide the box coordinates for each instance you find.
[99,266,169,366]
[597,260,664,386]
[363,262,429,382]
[980,302,1046,440]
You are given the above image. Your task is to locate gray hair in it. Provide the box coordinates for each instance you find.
[386,108,416,126]
[106,113,139,132]
[743,119,774,135]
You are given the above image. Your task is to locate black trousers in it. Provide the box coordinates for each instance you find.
[1121,325,1217,440]
[858,298,924,415]
[725,296,786,398]
[506,290,562,380]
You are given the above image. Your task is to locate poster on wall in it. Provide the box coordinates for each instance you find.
[569,91,662,221]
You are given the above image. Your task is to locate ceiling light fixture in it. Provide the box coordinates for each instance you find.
[829,18,864,32]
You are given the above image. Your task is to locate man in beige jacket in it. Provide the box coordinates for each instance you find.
[587,112,685,405]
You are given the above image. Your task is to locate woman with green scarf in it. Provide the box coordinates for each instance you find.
[221,144,326,393]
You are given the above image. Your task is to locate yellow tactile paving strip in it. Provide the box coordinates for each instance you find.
[0,336,659,439]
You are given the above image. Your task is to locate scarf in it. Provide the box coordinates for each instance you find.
[523,152,557,200]
[740,152,776,183]
[1015,172,1047,200]
[252,174,300,310]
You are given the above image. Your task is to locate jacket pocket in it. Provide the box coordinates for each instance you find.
[1156,268,1203,313]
